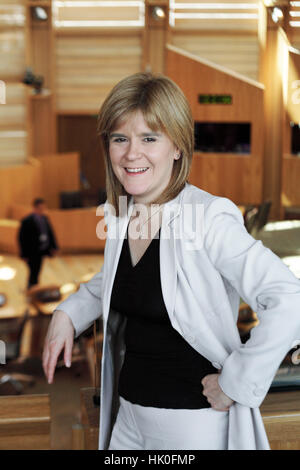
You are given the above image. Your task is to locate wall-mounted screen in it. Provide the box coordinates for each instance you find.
[291,122,300,155]
[194,122,251,154]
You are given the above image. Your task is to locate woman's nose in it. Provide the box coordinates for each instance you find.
[125,139,142,160]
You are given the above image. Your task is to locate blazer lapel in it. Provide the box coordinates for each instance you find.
[159,188,184,322]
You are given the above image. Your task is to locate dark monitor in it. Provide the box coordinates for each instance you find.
[60,191,82,209]
[291,122,300,155]
[194,122,251,154]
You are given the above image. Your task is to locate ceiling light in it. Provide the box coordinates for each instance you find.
[264,0,275,6]
[152,6,165,20]
[32,6,48,21]
[271,6,283,23]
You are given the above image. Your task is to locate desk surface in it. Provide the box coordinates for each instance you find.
[261,389,300,416]
[0,254,104,319]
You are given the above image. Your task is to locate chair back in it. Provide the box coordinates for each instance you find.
[244,205,259,234]
[0,309,30,361]
[256,200,272,232]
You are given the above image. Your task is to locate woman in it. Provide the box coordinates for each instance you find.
[43,72,300,450]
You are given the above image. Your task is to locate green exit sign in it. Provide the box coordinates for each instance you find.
[198,94,232,105]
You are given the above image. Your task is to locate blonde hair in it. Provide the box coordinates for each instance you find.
[97,72,194,216]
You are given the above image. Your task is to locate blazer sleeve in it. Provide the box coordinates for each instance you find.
[53,266,104,339]
[204,197,300,408]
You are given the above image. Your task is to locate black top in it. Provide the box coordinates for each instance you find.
[110,225,218,409]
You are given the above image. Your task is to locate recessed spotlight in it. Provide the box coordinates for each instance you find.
[152,6,165,20]
[271,6,283,23]
[32,6,48,21]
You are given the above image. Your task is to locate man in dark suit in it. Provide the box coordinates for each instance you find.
[18,198,59,289]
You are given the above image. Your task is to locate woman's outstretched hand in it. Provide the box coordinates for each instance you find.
[201,373,234,411]
[42,309,75,384]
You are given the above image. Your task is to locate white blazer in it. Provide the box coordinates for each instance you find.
[56,182,300,450]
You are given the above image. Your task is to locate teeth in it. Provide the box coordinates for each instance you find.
[125,167,148,173]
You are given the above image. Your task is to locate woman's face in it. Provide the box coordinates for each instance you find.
[108,109,180,206]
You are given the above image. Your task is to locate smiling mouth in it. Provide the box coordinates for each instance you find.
[124,167,149,174]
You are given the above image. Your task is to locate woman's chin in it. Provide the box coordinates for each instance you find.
[122,183,150,198]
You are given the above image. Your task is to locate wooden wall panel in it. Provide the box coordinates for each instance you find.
[281,43,300,208]
[0,3,27,164]
[282,156,300,206]
[36,152,80,209]
[166,44,264,205]
[189,155,261,204]
[58,115,106,194]
[0,131,27,167]
[0,159,41,218]
[0,152,79,217]
[29,95,56,156]
[55,33,143,112]
[0,83,26,129]
[171,33,260,81]
[0,30,25,79]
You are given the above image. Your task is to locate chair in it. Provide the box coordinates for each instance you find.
[243,205,259,234]
[244,200,272,237]
[255,200,272,232]
[0,308,35,394]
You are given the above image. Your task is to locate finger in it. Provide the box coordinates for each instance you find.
[47,341,63,384]
[64,337,73,368]
[42,343,50,376]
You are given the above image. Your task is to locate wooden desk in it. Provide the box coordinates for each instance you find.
[0,219,19,255]
[0,394,51,450]
[10,204,106,254]
[261,390,300,449]
[27,283,78,316]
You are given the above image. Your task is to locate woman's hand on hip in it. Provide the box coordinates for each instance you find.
[201,373,234,411]
[42,309,75,384]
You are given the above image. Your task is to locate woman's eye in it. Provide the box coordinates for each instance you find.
[112,138,126,143]
[144,137,156,142]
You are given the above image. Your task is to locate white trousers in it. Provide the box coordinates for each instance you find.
[108,396,229,450]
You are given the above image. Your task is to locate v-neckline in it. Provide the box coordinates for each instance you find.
[126,226,161,269]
